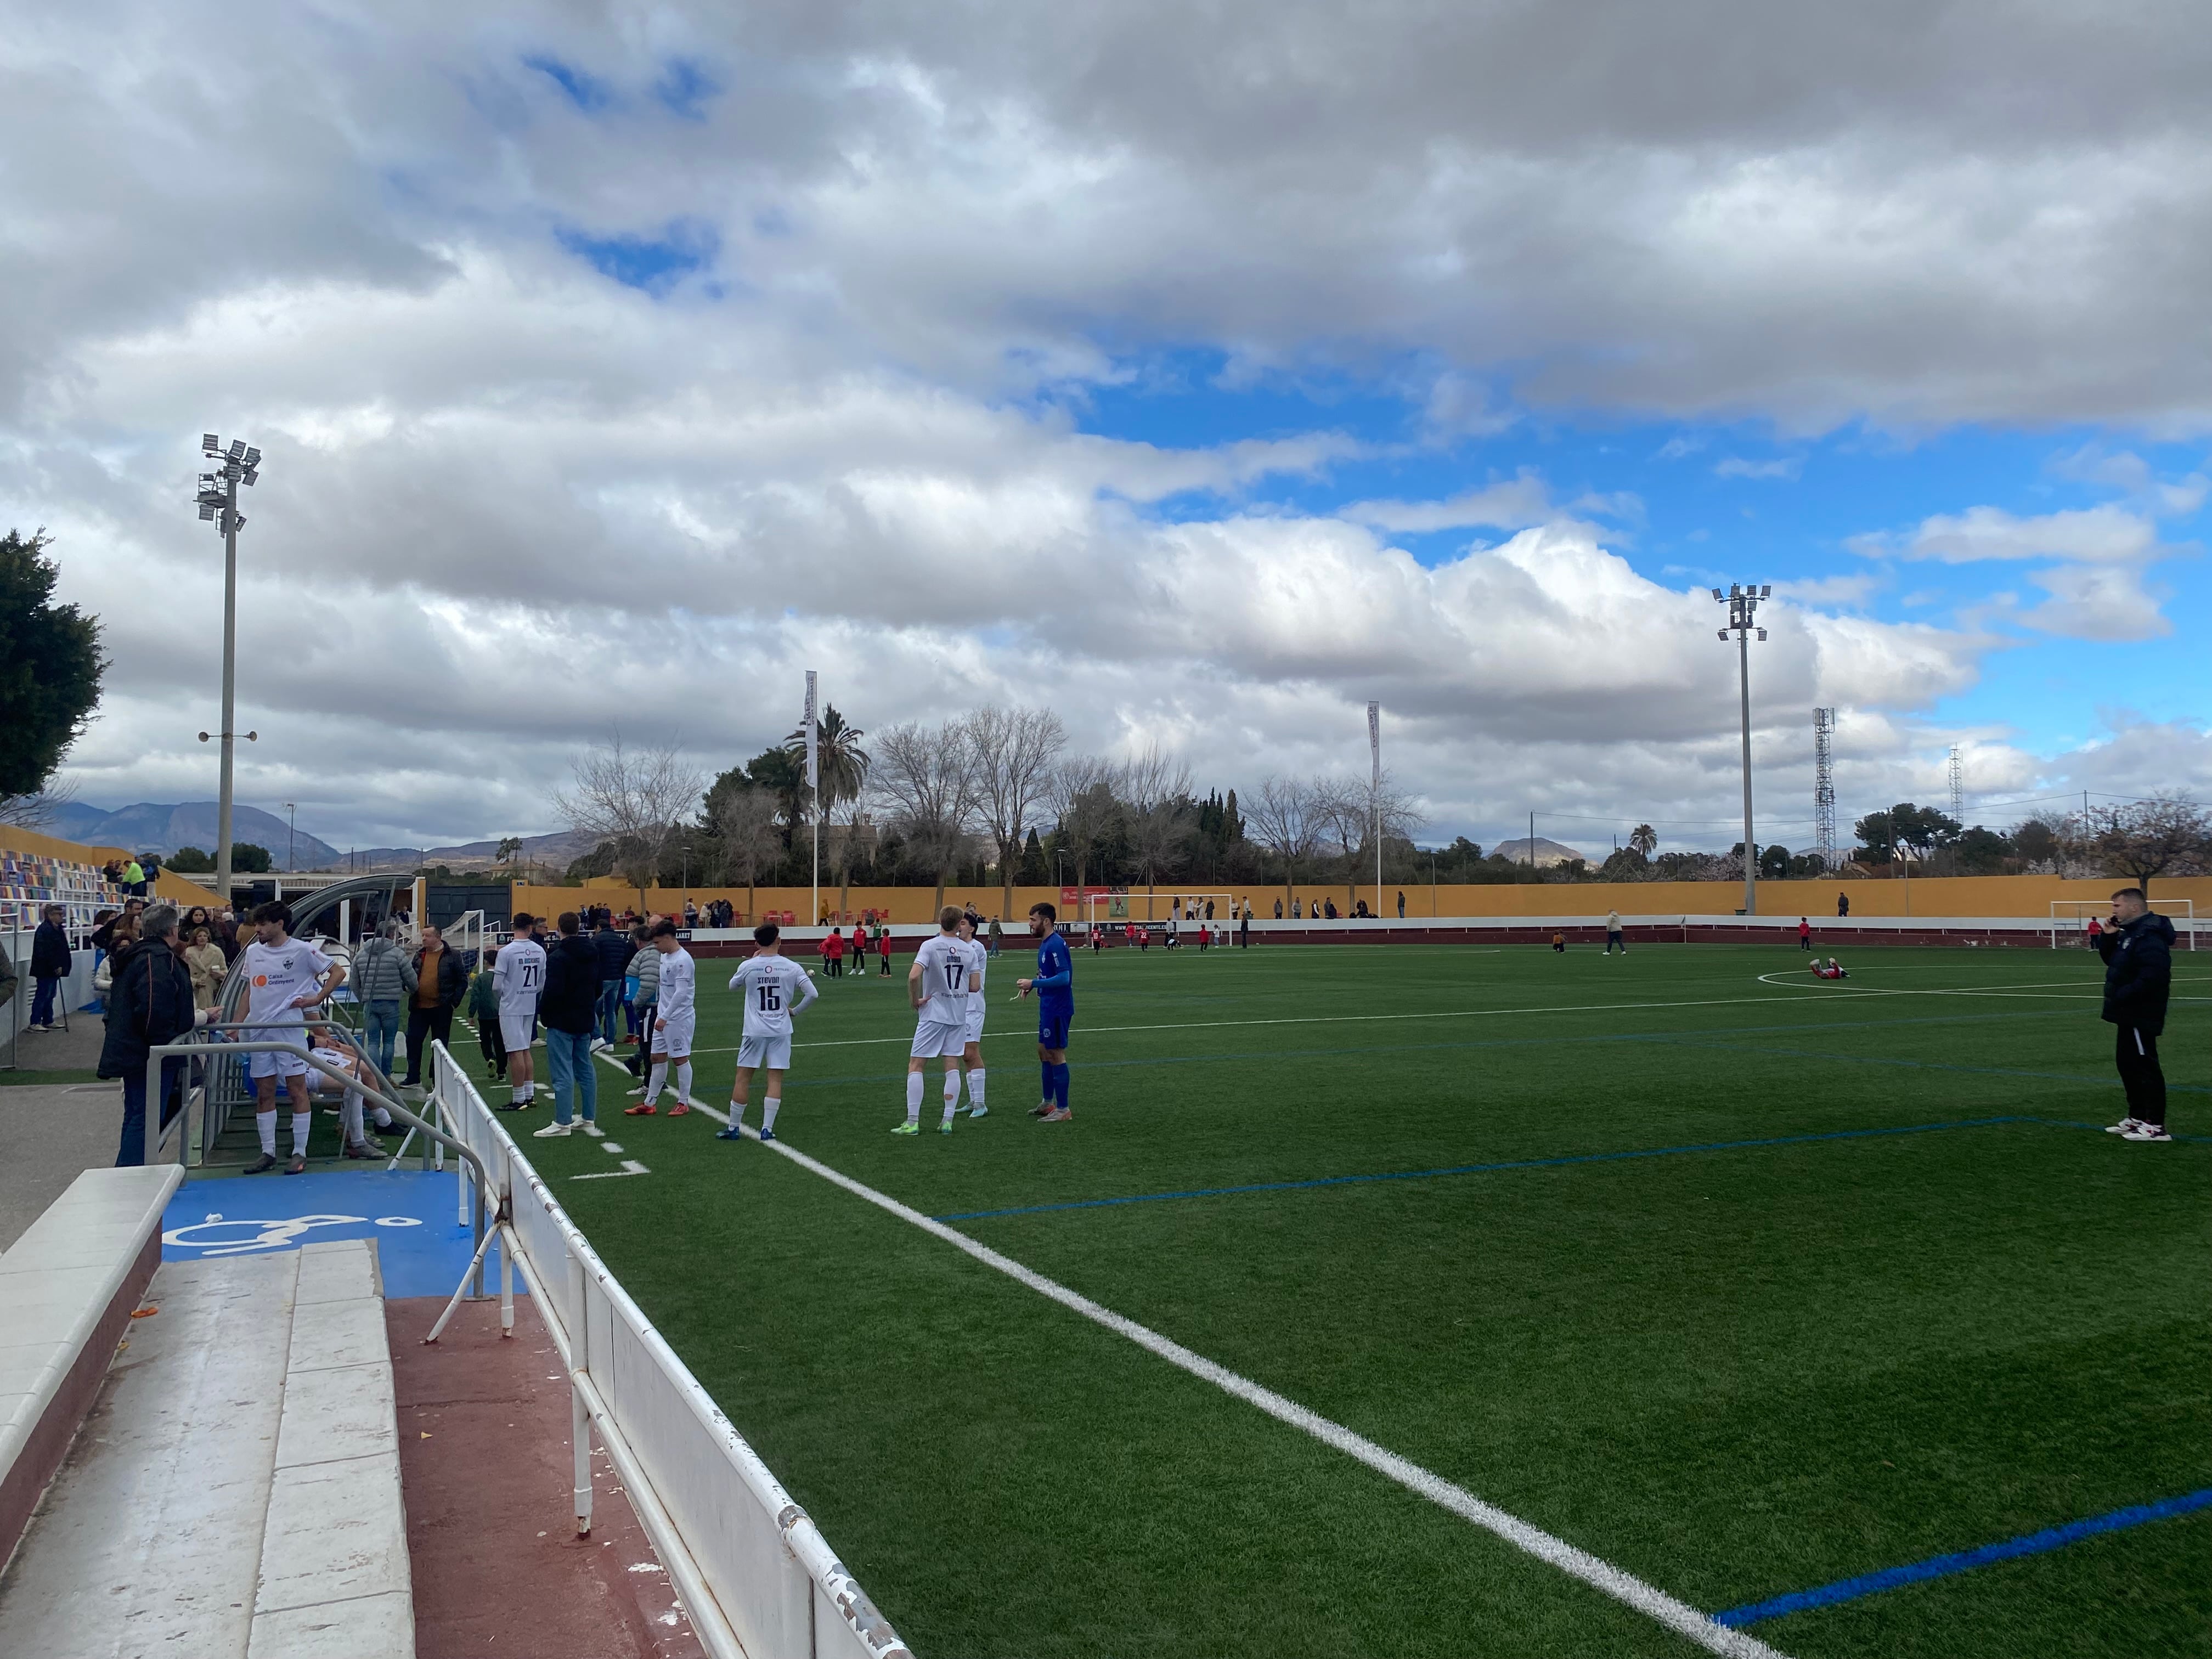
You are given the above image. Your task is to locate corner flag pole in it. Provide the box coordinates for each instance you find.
[1367,700,1381,922]
[804,670,820,926]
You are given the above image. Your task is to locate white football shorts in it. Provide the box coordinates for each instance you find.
[652,1012,696,1058]
[963,1002,985,1043]
[498,1013,538,1052]
[736,1031,793,1071]
[909,1018,967,1059]
[249,1048,309,1081]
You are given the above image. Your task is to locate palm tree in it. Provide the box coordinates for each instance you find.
[1628,823,1658,859]
[783,704,870,913]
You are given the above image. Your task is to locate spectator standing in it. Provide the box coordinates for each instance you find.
[467,949,505,1081]
[988,916,1003,957]
[624,928,660,1071]
[97,905,202,1166]
[214,910,243,963]
[1797,916,1812,951]
[534,912,601,1135]
[2098,888,2174,1143]
[591,913,630,1047]
[1397,891,1406,918]
[1605,910,1626,955]
[350,922,410,1080]
[122,856,145,896]
[30,904,71,1030]
[1836,891,1850,918]
[184,926,227,1012]
[1239,906,1251,948]
[401,924,466,1086]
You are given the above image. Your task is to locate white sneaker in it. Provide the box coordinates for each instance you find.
[2104,1117,2142,1134]
[533,1122,572,1137]
[2121,1123,2172,1142]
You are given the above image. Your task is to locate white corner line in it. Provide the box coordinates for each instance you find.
[571,1159,651,1181]
[738,1125,1786,1658]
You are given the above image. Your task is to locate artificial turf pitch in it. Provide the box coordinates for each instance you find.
[516,940,2209,1657]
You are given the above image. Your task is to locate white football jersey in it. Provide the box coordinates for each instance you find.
[492,938,545,1015]
[240,938,333,1031]
[729,953,815,1037]
[913,934,972,1026]
[962,936,989,1004]
[655,947,697,1022]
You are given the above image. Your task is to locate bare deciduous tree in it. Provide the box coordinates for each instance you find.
[967,705,1068,920]
[1121,746,1194,905]
[1050,756,1123,895]
[871,719,978,911]
[2073,792,2211,895]
[555,734,704,913]
[711,782,785,921]
[1246,776,1322,905]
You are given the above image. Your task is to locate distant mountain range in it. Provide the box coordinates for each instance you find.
[43,802,595,874]
[1489,836,1595,868]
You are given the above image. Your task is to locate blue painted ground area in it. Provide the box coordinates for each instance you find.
[161,1169,520,1299]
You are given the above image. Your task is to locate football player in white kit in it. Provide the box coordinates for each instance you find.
[894,906,980,1136]
[238,901,348,1173]
[955,912,989,1118]
[716,921,818,1143]
[491,912,546,1109]
[627,919,697,1116]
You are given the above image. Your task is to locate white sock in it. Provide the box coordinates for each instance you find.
[905,1071,924,1124]
[341,1092,363,1144]
[761,1098,780,1133]
[290,1112,310,1156]
[644,1063,668,1105]
[675,1062,693,1104]
[967,1068,986,1108]
[257,1109,277,1155]
[941,1069,960,1124]
[369,1107,393,1130]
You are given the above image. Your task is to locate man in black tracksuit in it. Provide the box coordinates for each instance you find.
[2097,887,2174,1143]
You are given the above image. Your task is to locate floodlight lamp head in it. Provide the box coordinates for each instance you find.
[198,732,210,742]
[228,438,245,460]
[1760,584,1771,598]
[1717,629,1729,641]
[202,433,221,454]
[199,504,216,521]
[243,446,261,466]
[1757,627,1768,641]
[241,469,257,486]
[1711,587,1723,601]
[1730,583,1741,596]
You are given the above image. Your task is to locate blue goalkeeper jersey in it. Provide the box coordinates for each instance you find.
[1034,932,1074,1012]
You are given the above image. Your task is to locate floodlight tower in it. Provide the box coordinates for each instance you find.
[1813,708,1837,870]
[1713,583,1769,915]
[1948,744,1965,822]
[194,434,262,909]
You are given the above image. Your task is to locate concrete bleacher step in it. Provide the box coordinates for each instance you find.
[0,1235,414,1658]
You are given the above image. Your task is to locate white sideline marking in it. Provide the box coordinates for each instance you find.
[732,1125,1785,1657]
[572,1159,651,1181]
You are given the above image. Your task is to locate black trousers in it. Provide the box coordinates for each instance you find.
[2115,1026,2166,1128]
[477,1011,505,1075]
[404,1003,455,1084]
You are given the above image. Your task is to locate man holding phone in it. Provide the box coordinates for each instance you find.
[2097,887,2174,1143]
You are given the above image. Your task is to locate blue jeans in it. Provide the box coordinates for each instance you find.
[543,1028,597,1126]
[31,976,59,1026]
[362,1002,400,1078]
[595,980,622,1045]
[117,1058,184,1166]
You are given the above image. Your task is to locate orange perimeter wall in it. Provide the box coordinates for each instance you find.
[508,873,2212,926]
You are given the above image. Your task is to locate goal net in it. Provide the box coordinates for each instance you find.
[2051,898,2196,950]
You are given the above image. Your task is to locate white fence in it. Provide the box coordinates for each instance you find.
[427,1042,909,1659]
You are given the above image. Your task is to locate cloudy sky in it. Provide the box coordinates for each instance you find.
[7,1,2208,859]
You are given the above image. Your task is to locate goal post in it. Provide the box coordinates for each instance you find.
[2051,898,2196,950]
[1081,890,1242,930]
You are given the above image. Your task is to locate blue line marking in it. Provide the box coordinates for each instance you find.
[934,1115,2028,1222]
[1713,1488,2212,1627]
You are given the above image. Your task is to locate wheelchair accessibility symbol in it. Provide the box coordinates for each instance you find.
[162,1213,425,1258]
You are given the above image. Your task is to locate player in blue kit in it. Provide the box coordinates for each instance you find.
[1015,901,1075,1122]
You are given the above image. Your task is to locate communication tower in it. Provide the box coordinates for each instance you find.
[1813,708,1837,868]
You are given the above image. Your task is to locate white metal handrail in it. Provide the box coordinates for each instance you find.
[426,1041,910,1659]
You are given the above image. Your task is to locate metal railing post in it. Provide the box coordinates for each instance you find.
[569,1241,593,1537]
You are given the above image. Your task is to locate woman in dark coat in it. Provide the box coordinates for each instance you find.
[98,905,206,1165]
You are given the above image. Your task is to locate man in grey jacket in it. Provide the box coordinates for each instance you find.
[351,922,410,1080]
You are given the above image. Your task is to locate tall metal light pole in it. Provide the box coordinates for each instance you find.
[195,435,261,911]
[1367,701,1381,921]
[1713,582,1770,915]
[284,802,297,873]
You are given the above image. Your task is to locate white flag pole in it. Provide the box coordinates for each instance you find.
[1367,701,1381,922]
[804,670,820,926]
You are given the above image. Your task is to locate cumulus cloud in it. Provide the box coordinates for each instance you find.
[4,1,2204,850]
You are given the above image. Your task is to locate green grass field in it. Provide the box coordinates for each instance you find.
[515,940,2209,1657]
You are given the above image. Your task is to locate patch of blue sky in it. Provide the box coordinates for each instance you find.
[557,219,720,294]
[1058,351,2208,763]
[654,57,719,119]
[523,53,612,112]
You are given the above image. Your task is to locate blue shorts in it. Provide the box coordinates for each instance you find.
[1037,1008,1072,1050]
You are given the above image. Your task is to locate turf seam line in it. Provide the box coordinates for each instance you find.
[744,1126,1789,1659]
[1713,1487,2212,1627]
[930,1116,2030,1221]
